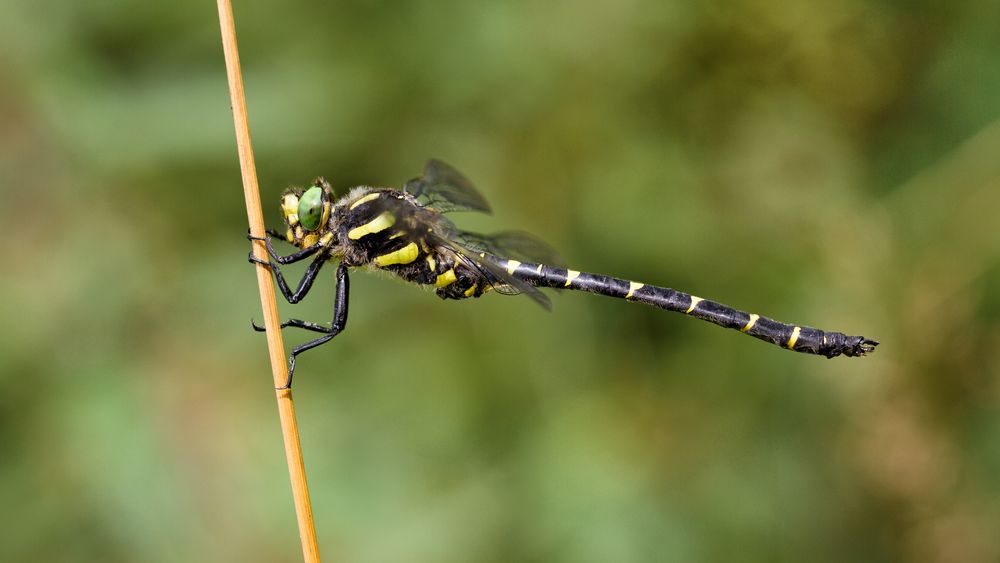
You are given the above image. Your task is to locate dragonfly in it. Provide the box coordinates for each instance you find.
[249,159,878,388]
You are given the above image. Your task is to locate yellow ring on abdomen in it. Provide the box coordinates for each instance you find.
[564,270,580,287]
[685,296,703,314]
[625,282,644,299]
[787,326,801,349]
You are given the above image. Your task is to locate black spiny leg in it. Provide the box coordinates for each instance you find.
[277,263,350,389]
[250,253,327,304]
[247,233,327,304]
[248,231,322,265]
[252,318,333,334]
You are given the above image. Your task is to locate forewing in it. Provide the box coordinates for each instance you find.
[452,230,564,267]
[403,159,493,214]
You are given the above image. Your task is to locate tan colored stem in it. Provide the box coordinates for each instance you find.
[216,1,321,561]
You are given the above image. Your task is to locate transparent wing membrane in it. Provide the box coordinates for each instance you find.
[461,253,553,310]
[453,230,564,267]
[403,159,493,214]
[429,232,553,310]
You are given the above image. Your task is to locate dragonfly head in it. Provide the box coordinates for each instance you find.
[280,178,334,248]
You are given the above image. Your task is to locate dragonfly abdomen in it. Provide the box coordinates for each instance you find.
[500,258,877,359]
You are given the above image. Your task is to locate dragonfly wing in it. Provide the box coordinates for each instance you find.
[403,159,493,214]
[430,233,552,310]
[452,230,564,267]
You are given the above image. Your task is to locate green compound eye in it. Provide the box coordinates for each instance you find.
[297,186,324,230]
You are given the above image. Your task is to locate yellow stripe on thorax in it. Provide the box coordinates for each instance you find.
[787,326,801,349]
[685,296,703,314]
[463,284,478,297]
[564,270,580,287]
[435,268,457,287]
[349,192,381,210]
[348,211,395,240]
[374,242,419,266]
[741,314,759,332]
[625,282,644,299]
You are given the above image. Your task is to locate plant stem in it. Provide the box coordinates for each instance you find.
[216,1,321,560]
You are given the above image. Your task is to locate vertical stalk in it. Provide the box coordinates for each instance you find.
[216,2,322,561]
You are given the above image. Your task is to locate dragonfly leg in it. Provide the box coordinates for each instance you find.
[279,263,350,389]
[247,228,287,242]
[247,230,320,264]
[252,318,331,334]
[248,253,327,304]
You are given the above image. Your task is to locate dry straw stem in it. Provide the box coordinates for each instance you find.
[217,1,321,561]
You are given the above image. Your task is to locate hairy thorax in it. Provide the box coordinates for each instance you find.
[333,188,487,300]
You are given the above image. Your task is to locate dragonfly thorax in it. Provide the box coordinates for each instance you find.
[332,188,477,295]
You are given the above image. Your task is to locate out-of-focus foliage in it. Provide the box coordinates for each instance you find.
[1,0,998,561]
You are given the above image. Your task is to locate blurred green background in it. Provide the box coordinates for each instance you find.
[2,0,999,561]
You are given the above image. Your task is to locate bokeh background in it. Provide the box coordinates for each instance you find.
[2,0,999,561]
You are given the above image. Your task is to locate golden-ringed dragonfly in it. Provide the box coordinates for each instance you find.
[249,159,878,388]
